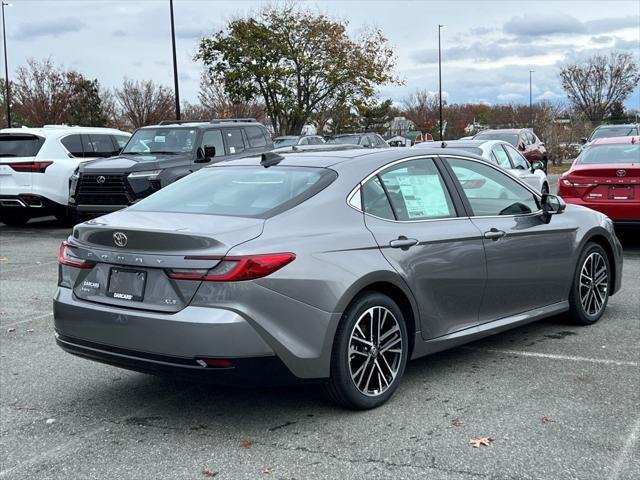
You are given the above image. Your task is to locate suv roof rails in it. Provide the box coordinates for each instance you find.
[158,120,210,126]
[209,118,257,124]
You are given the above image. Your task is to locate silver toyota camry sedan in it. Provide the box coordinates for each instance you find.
[54,148,623,409]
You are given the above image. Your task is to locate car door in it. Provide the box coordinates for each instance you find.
[359,156,487,339]
[442,156,576,322]
[503,143,541,191]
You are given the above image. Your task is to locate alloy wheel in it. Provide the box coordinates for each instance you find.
[348,306,403,397]
[579,252,608,316]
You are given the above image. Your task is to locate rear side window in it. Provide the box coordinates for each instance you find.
[201,130,225,157]
[245,126,268,148]
[504,144,529,169]
[130,166,337,218]
[0,135,44,157]
[492,146,512,169]
[61,134,84,157]
[89,135,119,157]
[223,128,245,154]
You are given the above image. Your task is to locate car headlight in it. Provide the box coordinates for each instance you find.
[128,170,161,179]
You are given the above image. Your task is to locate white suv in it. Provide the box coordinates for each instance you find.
[0,126,130,226]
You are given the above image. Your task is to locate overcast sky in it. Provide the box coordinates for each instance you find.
[4,0,640,109]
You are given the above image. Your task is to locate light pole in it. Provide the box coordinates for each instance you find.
[529,70,534,127]
[438,24,446,141]
[1,2,11,128]
[169,0,180,121]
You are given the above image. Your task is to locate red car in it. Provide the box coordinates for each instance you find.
[558,136,640,226]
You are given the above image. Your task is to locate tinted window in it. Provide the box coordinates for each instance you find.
[201,130,225,157]
[61,134,84,157]
[578,144,640,164]
[223,128,245,154]
[362,176,394,220]
[245,126,268,148]
[328,135,360,145]
[123,128,197,155]
[590,126,639,141]
[114,135,129,148]
[130,166,336,218]
[492,146,512,168]
[448,158,539,216]
[89,135,118,157]
[0,135,44,157]
[504,144,529,169]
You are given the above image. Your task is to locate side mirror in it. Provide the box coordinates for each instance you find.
[518,143,526,151]
[541,193,565,222]
[531,160,544,172]
[195,145,216,163]
[580,137,588,145]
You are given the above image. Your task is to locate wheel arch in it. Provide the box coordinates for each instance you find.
[577,229,618,295]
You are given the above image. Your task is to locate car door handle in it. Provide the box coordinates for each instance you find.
[484,228,506,240]
[389,237,419,249]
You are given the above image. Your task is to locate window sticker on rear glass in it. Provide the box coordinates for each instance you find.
[396,175,452,219]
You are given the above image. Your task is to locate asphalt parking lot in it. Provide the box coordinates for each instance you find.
[0,216,638,480]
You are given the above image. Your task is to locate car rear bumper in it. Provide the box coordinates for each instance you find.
[0,194,65,218]
[563,197,640,224]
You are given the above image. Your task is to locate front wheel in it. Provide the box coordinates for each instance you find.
[568,243,610,325]
[324,292,408,409]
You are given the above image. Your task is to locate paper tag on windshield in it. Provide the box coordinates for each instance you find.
[229,147,235,154]
[154,136,166,143]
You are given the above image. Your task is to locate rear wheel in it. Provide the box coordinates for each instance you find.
[325,292,408,409]
[0,215,30,226]
[568,243,610,325]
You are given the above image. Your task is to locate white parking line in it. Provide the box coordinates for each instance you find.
[3,312,53,329]
[0,390,185,478]
[0,260,58,274]
[608,416,640,480]
[462,347,639,367]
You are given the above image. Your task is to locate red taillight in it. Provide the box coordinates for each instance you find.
[58,242,95,269]
[196,358,234,368]
[558,176,597,197]
[6,161,53,173]
[167,253,296,282]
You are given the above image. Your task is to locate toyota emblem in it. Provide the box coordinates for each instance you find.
[616,169,626,177]
[97,175,106,184]
[113,232,128,248]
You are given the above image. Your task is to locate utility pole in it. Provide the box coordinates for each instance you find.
[2,2,11,128]
[169,0,180,120]
[529,70,534,127]
[438,24,446,141]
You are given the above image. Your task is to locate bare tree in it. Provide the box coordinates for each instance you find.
[401,89,440,133]
[559,52,640,121]
[198,74,265,121]
[114,78,175,129]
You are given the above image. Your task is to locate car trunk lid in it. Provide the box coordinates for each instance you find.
[568,163,639,202]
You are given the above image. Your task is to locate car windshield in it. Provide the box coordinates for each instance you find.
[578,144,640,164]
[590,126,639,141]
[328,135,361,145]
[273,137,299,148]
[474,133,519,146]
[130,166,337,218]
[0,135,43,157]
[122,128,197,156]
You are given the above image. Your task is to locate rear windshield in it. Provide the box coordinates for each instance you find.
[590,126,639,141]
[474,133,519,146]
[0,135,44,157]
[274,137,299,148]
[578,144,640,164]
[328,135,360,145]
[130,166,337,218]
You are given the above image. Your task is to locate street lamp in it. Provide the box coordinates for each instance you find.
[1,1,11,128]
[438,24,446,141]
[169,0,180,121]
[529,70,534,127]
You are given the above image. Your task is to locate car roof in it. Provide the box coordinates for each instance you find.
[213,146,484,169]
[0,126,130,138]
[591,136,640,145]
[146,119,263,129]
[594,124,638,129]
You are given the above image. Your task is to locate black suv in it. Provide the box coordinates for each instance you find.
[70,119,273,216]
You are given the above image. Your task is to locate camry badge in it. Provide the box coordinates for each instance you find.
[97,175,106,184]
[113,232,128,248]
[616,169,626,177]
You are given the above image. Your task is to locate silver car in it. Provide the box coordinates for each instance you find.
[54,148,623,409]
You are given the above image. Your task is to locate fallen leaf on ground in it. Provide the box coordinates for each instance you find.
[451,419,464,427]
[45,418,56,425]
[469,436,493,448]
[190,424,208,431]
[201,468,218,477]
[541,416,556,424]
[7,328,15,333]
[239,440,252,449]
[261,467,274,475]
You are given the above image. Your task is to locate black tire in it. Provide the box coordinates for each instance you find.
[324,292,409,409]
[568,242,610,325]
[0,215,30,226]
